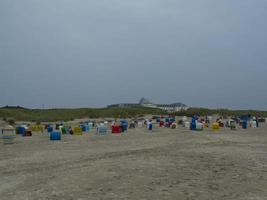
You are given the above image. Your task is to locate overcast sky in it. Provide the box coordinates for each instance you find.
[0,0,267,109]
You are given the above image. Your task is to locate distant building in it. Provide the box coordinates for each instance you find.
[156,103,188,112]
[138,98,157,108]
[107,98,189,113]
[106,103,139,108]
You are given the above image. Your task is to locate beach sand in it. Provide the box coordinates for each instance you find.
[0,124,267,200]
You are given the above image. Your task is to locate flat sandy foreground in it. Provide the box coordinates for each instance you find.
[1,125,267,200]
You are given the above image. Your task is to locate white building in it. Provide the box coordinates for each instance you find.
[140,98,189,113]
[107,98,189,113]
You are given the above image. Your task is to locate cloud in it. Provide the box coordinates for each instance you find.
[0,0,267,109]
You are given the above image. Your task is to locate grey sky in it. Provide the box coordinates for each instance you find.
[0,0,267,109]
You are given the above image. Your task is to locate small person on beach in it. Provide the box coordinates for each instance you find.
[147,120,153,131]
[69,128,74,135]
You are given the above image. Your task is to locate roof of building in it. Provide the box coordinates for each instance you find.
[107,98,188,109]
[139,98,153,105]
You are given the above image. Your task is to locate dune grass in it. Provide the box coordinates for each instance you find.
[0,107,166,122]
[0,107,266,122]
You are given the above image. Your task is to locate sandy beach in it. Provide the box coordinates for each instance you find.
[1,124,267,200]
